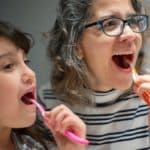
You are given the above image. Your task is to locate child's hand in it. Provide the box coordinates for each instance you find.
[133,74,150,106]
[44,104,87,150]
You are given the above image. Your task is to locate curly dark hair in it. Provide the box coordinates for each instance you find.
[0,21,34,54]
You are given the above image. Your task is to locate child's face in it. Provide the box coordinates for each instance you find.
[0,38,36,129]
[79,0,142,91]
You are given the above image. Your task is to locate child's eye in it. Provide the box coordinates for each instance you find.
[3,63,15,71]
[24,59,31,66]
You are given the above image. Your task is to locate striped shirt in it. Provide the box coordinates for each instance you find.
[38,83,150,150]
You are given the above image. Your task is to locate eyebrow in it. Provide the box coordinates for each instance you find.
[96,12,137,21]
[0,52,17,59]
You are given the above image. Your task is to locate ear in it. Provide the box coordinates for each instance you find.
[76,43,84,60]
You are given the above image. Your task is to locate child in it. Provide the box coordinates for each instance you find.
[0,21,86,150]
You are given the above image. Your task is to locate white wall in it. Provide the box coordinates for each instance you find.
[0,0,59,88]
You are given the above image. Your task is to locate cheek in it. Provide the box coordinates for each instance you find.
[0,83,20,125]
[81,34,112,60]
[81,36,113,72]
[83,48,112,83]
[80,31,114,71]
[0,80,18,107]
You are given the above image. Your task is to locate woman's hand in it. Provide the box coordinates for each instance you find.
[43,104,87,150]
[133,74,150,106]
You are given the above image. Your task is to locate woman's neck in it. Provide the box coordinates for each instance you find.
[0,127,15,150]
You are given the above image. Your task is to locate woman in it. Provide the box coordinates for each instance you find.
[39,0,150,149]
[0,21,86,150]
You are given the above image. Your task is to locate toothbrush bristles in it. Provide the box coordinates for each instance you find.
[131,66,138,82]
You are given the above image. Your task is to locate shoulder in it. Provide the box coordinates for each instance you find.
[12,131,58,150]
[12,132,46,150]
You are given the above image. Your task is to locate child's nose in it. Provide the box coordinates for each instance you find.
[22,66,36,86]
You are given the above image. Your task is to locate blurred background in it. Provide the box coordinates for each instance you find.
[1,0,59,88]
[142,0,150,73]
[0,0,150,89]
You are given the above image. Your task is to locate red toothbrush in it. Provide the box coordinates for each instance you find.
[132,67,150,106]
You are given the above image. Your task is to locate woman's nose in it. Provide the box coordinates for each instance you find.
[119,25,137,42]
[22,66,36,85]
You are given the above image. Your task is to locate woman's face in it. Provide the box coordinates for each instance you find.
[0,38,36,129]
[79,0,142,91]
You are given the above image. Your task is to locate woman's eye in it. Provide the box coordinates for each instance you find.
[104,20,115,26]
[103,19,120,30]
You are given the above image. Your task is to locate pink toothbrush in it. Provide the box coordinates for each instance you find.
[30,99,89,145]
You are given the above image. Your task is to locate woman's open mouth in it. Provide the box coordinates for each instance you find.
[112,53,134,70]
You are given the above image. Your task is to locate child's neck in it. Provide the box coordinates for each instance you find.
[0,127,15,150]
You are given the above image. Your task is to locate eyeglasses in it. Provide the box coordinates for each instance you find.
[85,14,149,37]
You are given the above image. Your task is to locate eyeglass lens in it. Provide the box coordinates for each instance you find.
[99,15,147,36]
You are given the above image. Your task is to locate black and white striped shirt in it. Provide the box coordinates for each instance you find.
[38,83,150,150]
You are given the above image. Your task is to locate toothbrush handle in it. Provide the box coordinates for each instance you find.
[64,130,89,145]
[31,99,89,145]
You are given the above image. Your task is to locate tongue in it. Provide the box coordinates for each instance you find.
[22,96,33,105]
[113,55,130,69]
[21,93,34,105]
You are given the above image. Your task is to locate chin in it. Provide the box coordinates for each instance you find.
[115,80,133,91]
[10,119,36,129]
[19,119,36,128]
[20,114,36,128]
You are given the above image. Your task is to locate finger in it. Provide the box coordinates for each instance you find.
[138,75,150,82]
[139,83,150,90]
[48,105,65,127]
[133,81,150,94]
[54,109,69,131]
[134,75,150,85]
[141,91,150,106]
[60,115,86,138]
[52,105,75,131]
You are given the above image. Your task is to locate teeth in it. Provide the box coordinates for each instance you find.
[113,51,134,55]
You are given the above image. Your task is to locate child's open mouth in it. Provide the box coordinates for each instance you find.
[112,53,134,69]
[21,92,35,105]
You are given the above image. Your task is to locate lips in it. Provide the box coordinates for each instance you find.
[21,92,35,105]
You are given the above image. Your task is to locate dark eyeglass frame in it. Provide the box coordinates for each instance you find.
[85,14,149,37]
